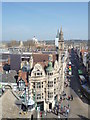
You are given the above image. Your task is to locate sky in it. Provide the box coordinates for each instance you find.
[2,2,88,41]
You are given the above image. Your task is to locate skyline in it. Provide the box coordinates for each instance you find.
[2,2,88,41]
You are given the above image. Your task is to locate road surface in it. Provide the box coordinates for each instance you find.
[67,49,89,119]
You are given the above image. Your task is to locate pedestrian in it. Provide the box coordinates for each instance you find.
[60,96,62,100]
[64,106,66,111]
[67,108,70,115]
[68,96,69,100]
[61,105,63,110]
[31,114,33,120]
[45,110,47,116]
[68,95,70,100]
[57,110,58,115]
[71,95,73,100]
[60,105,63,114]
[58,113,61,118]
[40,111,42,117]
[65,109,67,117]
[68,104,70,109]
[55,109,56,114]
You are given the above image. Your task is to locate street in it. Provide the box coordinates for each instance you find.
[70,49,89,104]
[66,49,89,119]
[36,49,89,119]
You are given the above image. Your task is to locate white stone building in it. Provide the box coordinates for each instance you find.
[26,27,67,111]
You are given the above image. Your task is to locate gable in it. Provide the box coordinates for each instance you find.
[31,63,45,77]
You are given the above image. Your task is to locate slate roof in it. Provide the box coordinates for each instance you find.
[1,54,9,60]
[0,71,17,83]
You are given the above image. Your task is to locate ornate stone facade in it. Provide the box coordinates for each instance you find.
[28,27,67,111]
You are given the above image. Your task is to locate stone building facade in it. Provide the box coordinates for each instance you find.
[27,27,67,111]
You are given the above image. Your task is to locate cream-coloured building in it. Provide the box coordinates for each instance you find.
[27,27,67,111]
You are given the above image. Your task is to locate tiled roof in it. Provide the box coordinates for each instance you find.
[33,61,49,68]
[32,53,57,68]
[18,71,28,86]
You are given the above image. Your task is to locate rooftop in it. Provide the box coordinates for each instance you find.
[0,71,17,83]
[0,89,35,118]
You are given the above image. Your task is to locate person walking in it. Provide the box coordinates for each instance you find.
[68,104,70,109]
[45,110,47,116]
[40,111,42,117]
[65,109,67,117]
[68,95,70,100]
[71,95,73,100]
[58,113,61,118]
[61,105,63,115]
[67,108,70,115]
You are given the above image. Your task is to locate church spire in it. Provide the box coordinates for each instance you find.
[60,26,62,32]
[58,26,64,50]
[56,29,59,38]
[59,26,64,41]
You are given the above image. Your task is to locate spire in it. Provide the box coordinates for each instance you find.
[56,29,59,38]
[60,26,63,35]
[60,26,62,32]
[59,26,64,41]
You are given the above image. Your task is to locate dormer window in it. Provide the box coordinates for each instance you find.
[35,71,42,77]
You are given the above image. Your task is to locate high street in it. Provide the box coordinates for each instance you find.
[70,49,89,104]
[67,48,89,119]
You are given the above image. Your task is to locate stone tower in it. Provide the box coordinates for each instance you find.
[58,27,64,67]
[58,27,65,99]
